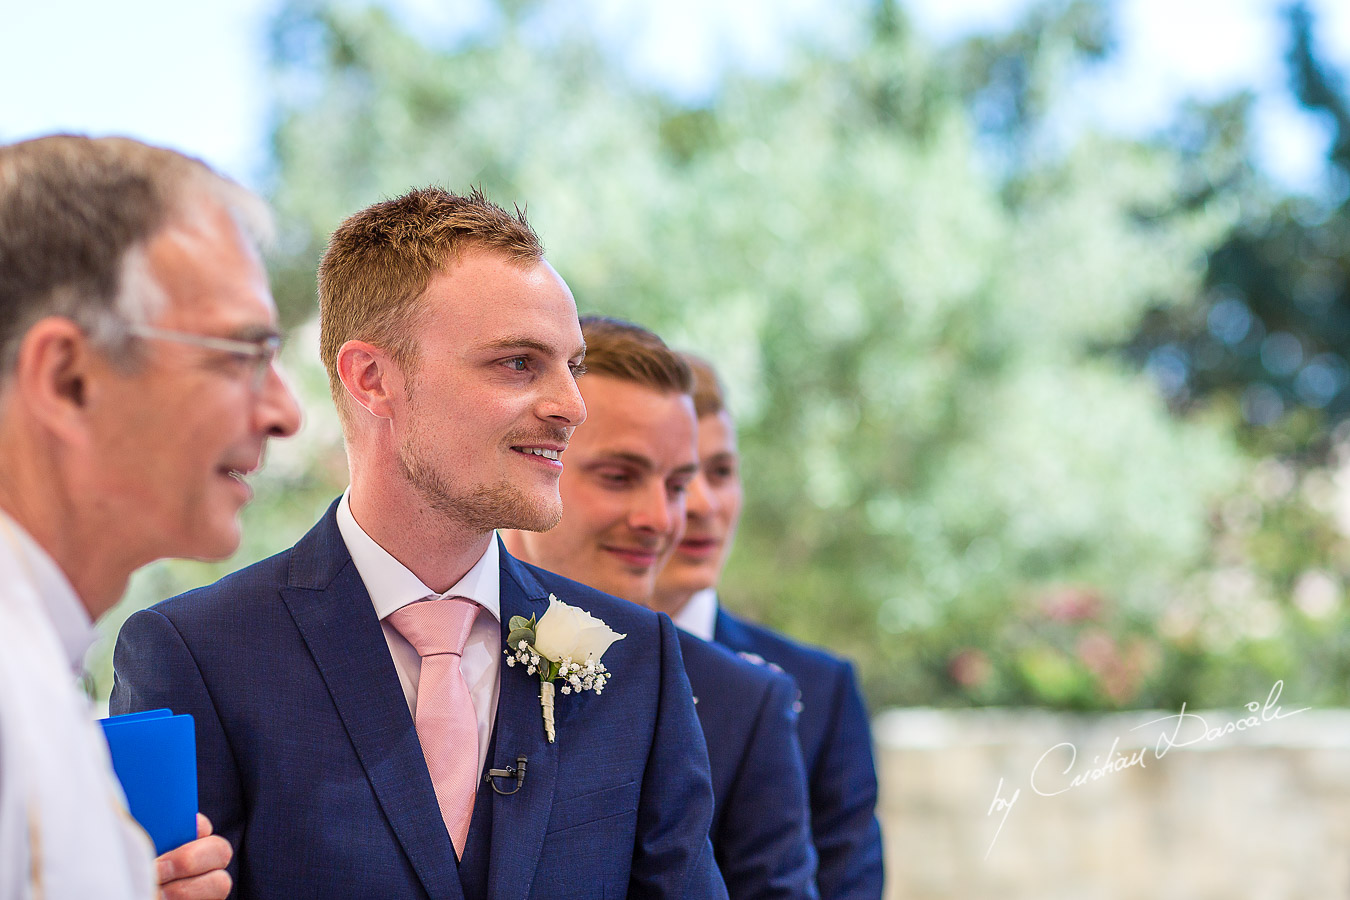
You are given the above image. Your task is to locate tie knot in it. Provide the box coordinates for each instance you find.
[388,595,479,658]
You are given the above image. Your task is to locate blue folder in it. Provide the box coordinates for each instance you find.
[98,708,198,855]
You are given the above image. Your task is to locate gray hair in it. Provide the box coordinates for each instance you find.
[0,134,272,376]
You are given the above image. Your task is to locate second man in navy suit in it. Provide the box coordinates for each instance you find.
[654,354,885,900]
[504,317,819,900]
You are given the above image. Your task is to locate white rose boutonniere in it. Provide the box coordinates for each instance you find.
[505,595,625,742]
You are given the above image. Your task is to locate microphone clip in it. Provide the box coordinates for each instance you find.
[484,756,528,795]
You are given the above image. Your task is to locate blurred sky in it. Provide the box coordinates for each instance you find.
[3,0,1350,193]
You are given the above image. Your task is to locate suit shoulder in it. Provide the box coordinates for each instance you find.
[150,545,296,621]
[721,611,852,684]
[678,629,795,698]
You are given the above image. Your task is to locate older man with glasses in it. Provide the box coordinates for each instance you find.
[0,134,301,899]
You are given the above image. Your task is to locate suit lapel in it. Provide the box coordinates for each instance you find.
[281,506,464,900]
[484,543,560,900]
[713,607,749,651]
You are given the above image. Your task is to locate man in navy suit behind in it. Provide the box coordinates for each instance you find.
[504,317,818,900]
[111,188,727,899]
[654,354,885,900]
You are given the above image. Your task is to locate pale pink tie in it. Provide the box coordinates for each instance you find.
[388,596,481,857]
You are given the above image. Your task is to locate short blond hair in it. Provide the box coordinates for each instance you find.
[318,186,544,420]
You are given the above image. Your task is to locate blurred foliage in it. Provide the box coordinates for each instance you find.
[1127,3,1350,459]
[91,0,1350,714]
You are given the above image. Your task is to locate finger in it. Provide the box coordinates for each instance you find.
[196,813,213,839]
[160,869,233,900]
[156,835,232,884]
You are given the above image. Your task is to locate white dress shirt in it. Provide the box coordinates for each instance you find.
[0,511,156,900]
[673,587,719,641]
[336,491,502,779]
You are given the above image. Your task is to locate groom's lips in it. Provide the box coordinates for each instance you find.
[511,443,566,471]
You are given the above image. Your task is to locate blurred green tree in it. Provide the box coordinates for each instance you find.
[1126,3,1350,459]
[95,0,1325,713]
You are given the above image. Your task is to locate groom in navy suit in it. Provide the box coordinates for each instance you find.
[111,188,726,899]
[504,317,818,900]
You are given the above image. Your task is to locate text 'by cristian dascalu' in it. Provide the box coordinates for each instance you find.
[983,680,1310,859]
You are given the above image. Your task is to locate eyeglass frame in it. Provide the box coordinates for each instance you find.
[125,323,283,392]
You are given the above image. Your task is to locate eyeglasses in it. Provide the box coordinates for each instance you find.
[126,324,282,392]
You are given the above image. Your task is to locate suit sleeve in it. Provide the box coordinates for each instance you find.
[630,614,729,900]
[715,672,819,900]
[110,607,245,883]
[811,663,883,900]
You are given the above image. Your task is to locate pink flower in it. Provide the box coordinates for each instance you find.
[949,649,993,689]
[1039,586,1104,623]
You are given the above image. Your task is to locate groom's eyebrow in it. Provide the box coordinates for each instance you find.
[478,336,587,359]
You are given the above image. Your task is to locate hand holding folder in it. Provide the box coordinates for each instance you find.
[99,708,198,856]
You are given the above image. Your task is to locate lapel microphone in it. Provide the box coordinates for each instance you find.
[484,756,527,795]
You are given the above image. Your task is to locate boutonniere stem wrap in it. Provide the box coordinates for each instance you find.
[506,595,625,743]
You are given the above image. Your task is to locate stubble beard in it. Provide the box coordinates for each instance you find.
[396,425,564,534]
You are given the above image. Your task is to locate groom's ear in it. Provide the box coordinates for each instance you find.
[337,340,402,422]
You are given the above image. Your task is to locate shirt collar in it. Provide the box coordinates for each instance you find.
[335,489,502,624]
[672,587,719,641]
[0,508,96,672]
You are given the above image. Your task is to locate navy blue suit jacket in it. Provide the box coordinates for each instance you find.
[676,632,818,900]
[109,506,726,900]
[714,610,883,900]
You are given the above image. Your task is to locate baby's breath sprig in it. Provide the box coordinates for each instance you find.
[503,596,622,743]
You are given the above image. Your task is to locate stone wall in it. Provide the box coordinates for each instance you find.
[874,697,1350,899]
